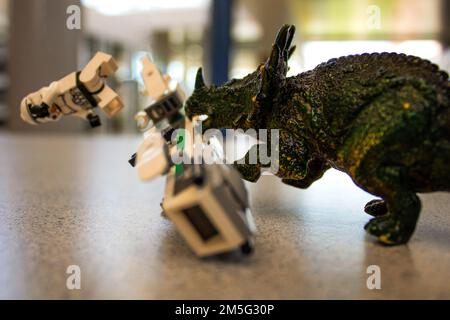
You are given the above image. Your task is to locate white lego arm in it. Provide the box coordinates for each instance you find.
[20,96,39,125]
[79,52,118,91]
[141,57,170,101]
[38,82,61,106]
[95,85,124,118]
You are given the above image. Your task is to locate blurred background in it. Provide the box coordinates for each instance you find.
[0,0,449,134]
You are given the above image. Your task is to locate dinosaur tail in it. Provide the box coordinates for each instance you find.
[430,80,450,190]
[443,80,450,132]
[435,79,450,132]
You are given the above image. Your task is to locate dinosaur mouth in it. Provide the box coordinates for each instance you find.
[200,116,213,130]
[190,114,213,131]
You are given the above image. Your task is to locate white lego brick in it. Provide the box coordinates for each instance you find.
[96,85,124,117]
[162,164,255,257]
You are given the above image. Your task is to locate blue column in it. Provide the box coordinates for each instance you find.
[210,0,233,86]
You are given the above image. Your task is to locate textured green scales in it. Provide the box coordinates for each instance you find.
[185,24,450,245]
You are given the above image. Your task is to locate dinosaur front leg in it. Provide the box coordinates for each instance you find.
[281,157,329,189]
[361,166,421,245]
[233,144,262,182]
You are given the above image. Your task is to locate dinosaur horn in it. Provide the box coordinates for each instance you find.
[195,67,206,90]
[246,24,297,126]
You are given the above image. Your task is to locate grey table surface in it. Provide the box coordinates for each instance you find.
[0,133,449,299]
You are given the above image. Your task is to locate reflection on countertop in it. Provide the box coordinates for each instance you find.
[0,133,449,299]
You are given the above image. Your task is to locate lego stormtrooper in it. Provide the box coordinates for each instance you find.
[20,51,124,128]
[130,58,256,257]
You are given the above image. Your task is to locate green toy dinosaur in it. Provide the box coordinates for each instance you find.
[185,24,450,245]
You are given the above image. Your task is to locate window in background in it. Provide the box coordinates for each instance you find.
[81,0,210,133]
[230,0,448,81]
[298,40,443,74]
[82,0,210,16]
[229,0,263,79]
[165,26,204,94]
[290,0,441,40]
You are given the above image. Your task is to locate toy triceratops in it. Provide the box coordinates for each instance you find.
[185,24,450,245]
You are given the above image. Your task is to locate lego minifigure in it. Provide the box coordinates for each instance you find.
[20,51,123,128]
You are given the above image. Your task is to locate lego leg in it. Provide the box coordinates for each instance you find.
[233,144,262,182]
[362,166,421,245]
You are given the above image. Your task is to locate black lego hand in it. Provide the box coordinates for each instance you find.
[128,153,137,167]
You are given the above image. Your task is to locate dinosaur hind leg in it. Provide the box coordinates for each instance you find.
[359,165,421,245]
[344,83,434,244]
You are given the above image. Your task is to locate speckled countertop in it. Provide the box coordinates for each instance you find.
[0,133,449,299]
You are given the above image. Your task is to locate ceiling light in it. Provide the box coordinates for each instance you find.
[82,0,210,16]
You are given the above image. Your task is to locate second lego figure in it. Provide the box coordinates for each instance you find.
[20,52,124,128]
[131,58,257,257]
